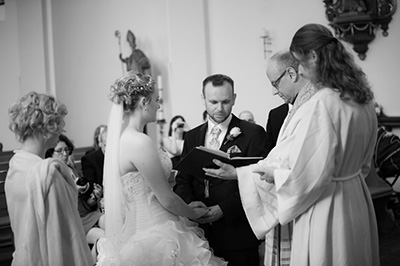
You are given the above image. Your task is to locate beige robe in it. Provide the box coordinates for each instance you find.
[5,150,93,266]
[238,88,380,265]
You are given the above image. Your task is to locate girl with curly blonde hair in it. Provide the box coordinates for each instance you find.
[6,91,93,266]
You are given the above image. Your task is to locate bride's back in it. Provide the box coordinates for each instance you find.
[118,127,148,176]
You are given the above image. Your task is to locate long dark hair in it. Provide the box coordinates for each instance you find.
[290,23,373,104]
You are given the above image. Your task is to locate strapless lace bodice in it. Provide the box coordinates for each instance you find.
[121,151,172,201]
[120,151,176,235]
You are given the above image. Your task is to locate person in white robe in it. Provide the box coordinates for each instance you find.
[5,92,93,266]
[211,24,380,266]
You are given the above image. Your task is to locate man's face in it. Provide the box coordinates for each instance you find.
[202,81,236,124]
[99,131,107,154]
[266,61,296,104]
[146,87,161,123]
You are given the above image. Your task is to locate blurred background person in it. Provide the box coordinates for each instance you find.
[81,126,107,187]
[85,124,107,155]
[163,115,189,169]
[45,134,81,177]
[45,134,104,247]
[239,110,256,124]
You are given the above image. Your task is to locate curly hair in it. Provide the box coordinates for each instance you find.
[108,71,155,113]
[8,91,68,143]
[289,23,373,104]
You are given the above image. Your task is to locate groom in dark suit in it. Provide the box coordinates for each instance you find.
[174,74,268,266]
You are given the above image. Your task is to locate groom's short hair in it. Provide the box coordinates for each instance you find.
[202,74,234,95]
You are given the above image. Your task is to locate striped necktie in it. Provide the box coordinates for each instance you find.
[209,126,222,150]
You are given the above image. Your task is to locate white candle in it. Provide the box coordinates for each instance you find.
[157,75,162,89]
[159,88,163,100]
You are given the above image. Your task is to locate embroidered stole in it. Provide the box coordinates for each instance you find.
[282,82,318,134]
[269,82,318,266]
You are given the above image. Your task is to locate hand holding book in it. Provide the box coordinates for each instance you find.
[202,158,238,180]
[175,146,263,178]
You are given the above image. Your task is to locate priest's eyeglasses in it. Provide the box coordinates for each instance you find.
[271,69,288,89]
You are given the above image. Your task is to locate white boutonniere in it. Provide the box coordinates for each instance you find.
[224,127,242,145]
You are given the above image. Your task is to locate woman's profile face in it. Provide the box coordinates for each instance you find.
[146,87,161,122]
[52,140,70,164]
[292,51,318,84]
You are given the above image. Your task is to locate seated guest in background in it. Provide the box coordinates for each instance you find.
[45,134,82,177]
[81,126,107,187]
[85,124,107,155]
[45,134,104,245]
[238,110,256,123]
[163,115,189,169]
[5,91,93,265]
[75,176,105,247]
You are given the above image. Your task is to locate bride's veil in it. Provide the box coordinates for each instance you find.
[103,103,124,236]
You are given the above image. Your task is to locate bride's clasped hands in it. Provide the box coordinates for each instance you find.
[188,200,223,224]
[188,201,209,219]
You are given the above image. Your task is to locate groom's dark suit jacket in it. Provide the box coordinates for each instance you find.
[174,115,268,250]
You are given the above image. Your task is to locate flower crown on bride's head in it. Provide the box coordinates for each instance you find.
[109,71,155,113]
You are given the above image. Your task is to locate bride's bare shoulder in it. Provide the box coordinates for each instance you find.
[120,129,153,149]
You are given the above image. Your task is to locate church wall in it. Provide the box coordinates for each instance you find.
[0,0,399,150]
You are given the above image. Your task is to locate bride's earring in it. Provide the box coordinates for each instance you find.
[141,98,148,111]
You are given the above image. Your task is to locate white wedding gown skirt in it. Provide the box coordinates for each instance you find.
[97,153,226,266]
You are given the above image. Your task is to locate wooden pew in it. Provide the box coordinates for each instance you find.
[0,151,14,266]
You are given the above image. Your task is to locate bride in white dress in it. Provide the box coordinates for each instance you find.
[96,71,227,265]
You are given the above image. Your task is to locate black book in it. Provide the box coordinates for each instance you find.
[175,146,262,176]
